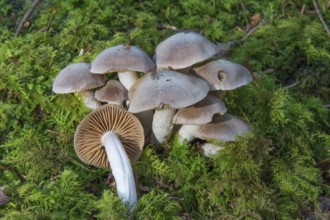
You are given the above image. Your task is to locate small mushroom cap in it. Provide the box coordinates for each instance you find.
[128,69,209,113]
[91,44,156,74]
[95,80,128,103]
[173,94,227,125]
[74,105,144,168]
[52,63,107,94]
[193,59,253,91]
[0,186,9,206]
[154,32,218,69]
[195,114,251,141]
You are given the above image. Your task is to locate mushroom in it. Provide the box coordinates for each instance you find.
[193,59,253,91]
[154,32,218,70]
[128,69,209,144]
[0,186,9,206]
[91,44,156,90]
[74,105,144,210]
[173,94,227,143]
[195,114,251,142]
[95,80,128,108]
[52,62,107,110]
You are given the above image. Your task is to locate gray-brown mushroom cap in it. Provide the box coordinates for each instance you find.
[195,114,251,141]
[154,32,218,69]
[95,80,128,103]
[91,44,156,74]
[173,94,227,125]
[128,69,210,113]
[193,59,253,91]
[0,186,9,206]
[74,105,144,168]
[52,63,107,94]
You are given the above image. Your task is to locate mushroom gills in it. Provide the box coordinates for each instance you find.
[102,131,137,210]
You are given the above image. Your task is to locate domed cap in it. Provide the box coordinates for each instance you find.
[74,105,144,168]
[154,32,218,69]
[128,69,209,113]
[193,59,252,91]
[52,63,107,94]
[91,44,156,74]
[173,94,227,125]
[195,114,251,141]
[95,80,128,104]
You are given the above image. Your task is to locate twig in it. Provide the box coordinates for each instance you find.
[300,4,306,14]
[312,0,330,35]
[240,20,269,42]
[15,0,43,37]
[156,24,178,31]
[283,81,301,89]
[0,164,26,181]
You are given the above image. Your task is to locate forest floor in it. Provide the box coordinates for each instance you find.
[0,0,330,219]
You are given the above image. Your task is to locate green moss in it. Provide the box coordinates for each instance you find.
[0,0,329,219]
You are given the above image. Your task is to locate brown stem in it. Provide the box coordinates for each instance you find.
[240,20,269,42]
[312,0,330,35]
[15,0,43,37]
[0,164,26,181]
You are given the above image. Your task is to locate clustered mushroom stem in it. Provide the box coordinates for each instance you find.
[102,131,137,210]
[118,71,139,90]
[177,124,201,143]
[107,101,125,109]
[152,108,176,144]
[80,91,102,110]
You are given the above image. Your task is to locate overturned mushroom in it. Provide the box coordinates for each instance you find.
[52,62,107,110]
[74,105,144,210]
[128,69,209,144]
[91,44,156,90]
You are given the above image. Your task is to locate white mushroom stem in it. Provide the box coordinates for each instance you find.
[102,131,137,210]
[107,101,125,109]
[200,143,224,157]
[177,124,201,143]
[118,71,139,90]
[80,91,102,110]
[152,108,175,144]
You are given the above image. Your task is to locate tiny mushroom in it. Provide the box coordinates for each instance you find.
[173,94,227,143]
[193,59,253,91]
[0,186,9,206]
[154,32,218,70]
[91,44,156,90]
[128,69,209,144]
[52,62,107,110]
[95,80,128,108]
[74,105,144,210]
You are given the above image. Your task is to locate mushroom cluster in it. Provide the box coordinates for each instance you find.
[52,31,253,210]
